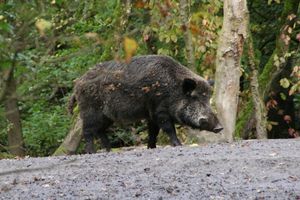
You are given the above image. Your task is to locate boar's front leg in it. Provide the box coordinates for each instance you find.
[82,111,112,153]
[96,117,113,152]
[147,121,160,149]
[155,112,181,147]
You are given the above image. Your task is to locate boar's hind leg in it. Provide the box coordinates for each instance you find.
[156,113,181,147]
[147,121,160,149]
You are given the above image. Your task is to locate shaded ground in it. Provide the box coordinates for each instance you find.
[0,139,300,199]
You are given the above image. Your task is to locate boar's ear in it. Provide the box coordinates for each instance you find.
[182,78,197,95]
[208,79,214,87]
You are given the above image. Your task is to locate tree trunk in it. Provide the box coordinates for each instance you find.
[247,34,267,139]
[235,0,300,138]
[179,0,195,70]
[2,59,25,156]
[213,0,248,142]
[53,116,82,156]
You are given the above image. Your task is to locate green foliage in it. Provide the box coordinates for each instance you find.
[0,106,8,151]
[235,100,254,138]
[0,0,225,156]
[268,0,281,5]
[2,0,298,155]
[21,100,71,156]
[108,128,137,148]
[248,0,283,69]
[139,0,222,75]
[294,94,300,109]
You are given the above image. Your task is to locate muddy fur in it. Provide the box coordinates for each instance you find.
[69,55,222,153]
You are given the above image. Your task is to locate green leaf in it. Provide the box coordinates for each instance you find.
[280,93,286,100]
[289,83,299,96]
[0,21,13,33]
[158,34,164,42]
[279,57,285,64]
[280,78,290,88]
[165,36,170,43]
[274,60,280,67]
[170,35,177,43]
[268,0,272,4]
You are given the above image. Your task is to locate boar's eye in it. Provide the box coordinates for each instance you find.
[201,92,211,101]
[182,78,197,96]
[202,92,211,98]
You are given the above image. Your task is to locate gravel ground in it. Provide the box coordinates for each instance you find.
[0,139,300,200]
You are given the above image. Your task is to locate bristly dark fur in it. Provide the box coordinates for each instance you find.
[69,55,222,153]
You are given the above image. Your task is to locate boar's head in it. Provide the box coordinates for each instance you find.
[174,78,223,133]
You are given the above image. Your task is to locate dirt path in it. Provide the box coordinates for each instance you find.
[1,139,300,199]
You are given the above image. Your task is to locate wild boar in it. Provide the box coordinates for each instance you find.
[68,55,222,153]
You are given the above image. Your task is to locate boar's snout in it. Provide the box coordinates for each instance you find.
[199,116,223,133]
[212,123,223,133]
[210,114,223,133]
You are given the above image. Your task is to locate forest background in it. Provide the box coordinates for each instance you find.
[0,0,299,157]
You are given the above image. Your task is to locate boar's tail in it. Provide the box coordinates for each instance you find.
[68,93,77,115]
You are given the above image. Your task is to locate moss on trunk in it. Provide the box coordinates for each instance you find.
[53,113,82,156]
[235,0,300,138]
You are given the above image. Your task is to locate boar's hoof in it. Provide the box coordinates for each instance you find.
[147,144,156,149]
[85,144,95,154]
[171,140,182,146]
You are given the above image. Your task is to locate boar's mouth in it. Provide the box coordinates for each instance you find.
[190,124,223,133]
[212,124,223,133]
[179,116,222,133]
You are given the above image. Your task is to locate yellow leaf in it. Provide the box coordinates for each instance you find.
[35,18,52,36]
[124,37,138,62]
